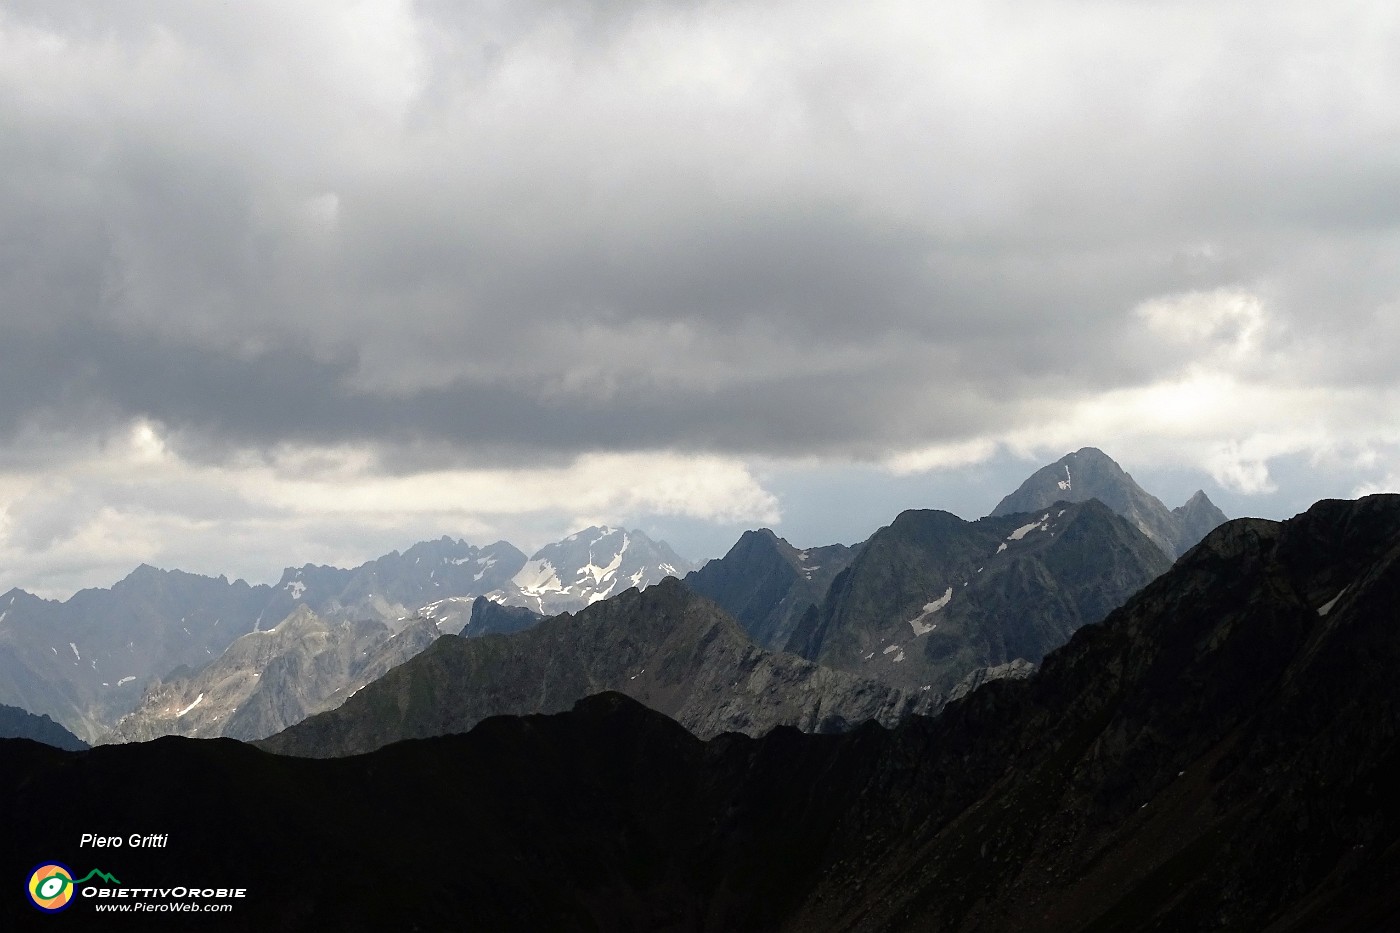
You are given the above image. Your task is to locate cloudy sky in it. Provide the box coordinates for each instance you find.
[2,0,1398,597]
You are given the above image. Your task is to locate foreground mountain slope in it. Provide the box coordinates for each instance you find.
[6,494,1400,930]
[991,446,1227,556]
[3,695,848,931]
[684,529,857,650]
[787,493,1400,931]
[260,579,938,756]
[788,499,1171,692]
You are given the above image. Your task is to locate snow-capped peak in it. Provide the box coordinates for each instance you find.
[487,526,694,615]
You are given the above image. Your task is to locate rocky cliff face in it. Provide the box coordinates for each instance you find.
[102,607,408,743]
[787,499,1171,693]
[991,447,1227,557]
[683,529,857,650]
[258,578,944,757]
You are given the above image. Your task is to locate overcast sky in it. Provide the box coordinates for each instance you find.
[2,0,1398,597]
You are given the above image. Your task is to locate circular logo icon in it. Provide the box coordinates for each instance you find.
[27,863,76,913]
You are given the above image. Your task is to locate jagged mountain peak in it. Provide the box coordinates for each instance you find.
[682,528,859,651]
[489,525,695,615]
[991,448,1147,517]
[719,527,791,560]
[0,588,47,609]
[991,448,1227,558]
[101,602,399,745]
[112,563,207,589]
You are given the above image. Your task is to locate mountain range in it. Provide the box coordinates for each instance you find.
[3,494,1395,930]
[258,579,946,756]
[0,527,688,742]
[127,494,1158,749]
[132,497,1157,752]
[1,448,1223,747]
[101,607,433,743]
[262,497,1165,756]
[0,568,274,742]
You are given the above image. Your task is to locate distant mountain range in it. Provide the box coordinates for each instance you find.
[3,494,1394,930]
[0,527,690,742]
[1,448,1224,747]
[0,568,275,742]
[262,536,527,625]
[256,504,1172,755]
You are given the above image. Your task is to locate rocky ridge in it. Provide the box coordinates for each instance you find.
[103,607,398,743]
[0,702,88,750]
[259,579,947,756]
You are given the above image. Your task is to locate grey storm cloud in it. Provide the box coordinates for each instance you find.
[1,0,1399,468]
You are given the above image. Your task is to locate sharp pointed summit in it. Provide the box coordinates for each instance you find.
[990,447,1227,557]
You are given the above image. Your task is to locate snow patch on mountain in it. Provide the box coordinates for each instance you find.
[176,693,203,717]
[908,586,954,636]
[1317,585,1349,617]
[1007,514,1052,541]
